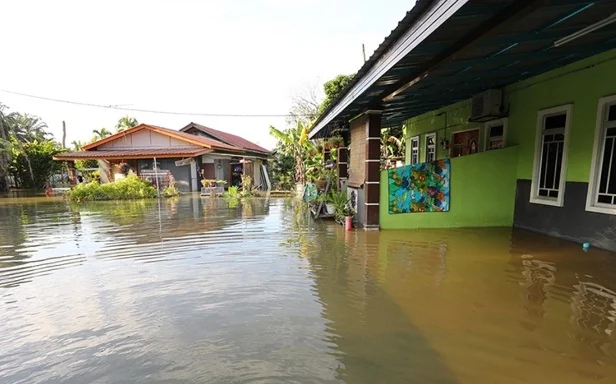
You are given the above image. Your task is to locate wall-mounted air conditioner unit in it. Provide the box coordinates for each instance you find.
[469,89,504,122]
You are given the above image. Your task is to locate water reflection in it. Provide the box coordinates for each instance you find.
[0,197,615,383]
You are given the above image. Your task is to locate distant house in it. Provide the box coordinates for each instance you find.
[55,123,271,192]
[180,122,271,191]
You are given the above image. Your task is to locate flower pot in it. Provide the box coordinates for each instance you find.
[317,179,327,191]
[325,203,336,215]
[345,216,353,231]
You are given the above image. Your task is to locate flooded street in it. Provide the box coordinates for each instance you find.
[1,196,615,383]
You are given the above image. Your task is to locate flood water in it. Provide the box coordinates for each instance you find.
[1,196,616,383]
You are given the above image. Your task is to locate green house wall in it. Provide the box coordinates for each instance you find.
[380,146,518,229]
[382,49,616,231]
[506,49,616,182]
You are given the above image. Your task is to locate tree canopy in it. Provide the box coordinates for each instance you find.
[0,103,64,191]
[318,74,354,116]
[115,115,139,132]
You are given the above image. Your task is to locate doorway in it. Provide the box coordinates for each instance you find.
[200,163,215,180]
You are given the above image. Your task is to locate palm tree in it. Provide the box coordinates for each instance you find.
[0,104,10,192]
[71,140,85,151]
[115,115,138,132]
[8,113,49,143]
[92,128,112,140]
[0,108,41,189]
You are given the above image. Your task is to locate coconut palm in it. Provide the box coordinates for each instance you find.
[71,140,85,151]
[8,113,49,143]
[115,116,139,132]
[92,128,112,140]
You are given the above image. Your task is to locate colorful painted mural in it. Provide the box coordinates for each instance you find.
[388,159,450,214]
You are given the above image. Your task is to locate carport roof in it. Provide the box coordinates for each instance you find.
[309,0,616,138]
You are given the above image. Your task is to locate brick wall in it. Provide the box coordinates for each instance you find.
[349,116,366,187]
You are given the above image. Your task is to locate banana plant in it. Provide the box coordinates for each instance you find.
[269,121,318,186]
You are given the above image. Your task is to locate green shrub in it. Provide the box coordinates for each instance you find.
[162,185,180,198]
[225,186,240,199]
[67,175,158,202]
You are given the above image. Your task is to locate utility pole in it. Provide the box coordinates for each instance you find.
[362,44,367,62]
[62,121,66,149]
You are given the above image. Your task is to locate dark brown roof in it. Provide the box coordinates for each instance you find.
[54,147,212,160]
[181,122,270,154]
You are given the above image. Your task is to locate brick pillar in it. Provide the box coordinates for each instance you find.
[337,147,348,189]
[364,111,382,229]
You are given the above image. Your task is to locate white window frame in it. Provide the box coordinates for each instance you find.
[484,118,508,151]
[586,95,616,215]
[425,132,437,162]
[530,104,572,207]
[410,135,420,164]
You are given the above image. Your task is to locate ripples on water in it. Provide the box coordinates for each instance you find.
[0,196,615,383]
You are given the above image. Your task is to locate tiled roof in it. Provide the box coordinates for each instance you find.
[181,123,270,154]
[82,124,240,152]
[54,147,212,160]
[148,125,239,151]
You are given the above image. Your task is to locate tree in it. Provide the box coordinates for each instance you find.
[318,74,354,115]
[0,104,10,192]
[269,122,316,186]
[287,81,322,127]
[71,140,85,151]
[0,110,49,188]
[9,139,64,189]
[0,104,63,190]
[270,146,295,190]
[92,128,112,140]
[115,115,139,132]
[7,113,49,143]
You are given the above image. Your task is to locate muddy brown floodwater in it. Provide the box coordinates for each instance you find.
[0,196,615,383]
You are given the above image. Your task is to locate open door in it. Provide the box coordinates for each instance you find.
[201,163,215,179]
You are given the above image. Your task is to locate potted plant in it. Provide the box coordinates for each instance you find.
[329,136,344,149]
[341,205,356,230]
[327,190,348,218]
[316,193,336,215]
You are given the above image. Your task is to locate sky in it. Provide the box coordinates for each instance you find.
[0,0,412,150]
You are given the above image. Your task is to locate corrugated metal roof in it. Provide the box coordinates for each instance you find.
[180,123,270,154]
[54,148,212,160]
[310,0,616,137]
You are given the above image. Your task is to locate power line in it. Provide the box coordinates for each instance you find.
[0,89,317,118]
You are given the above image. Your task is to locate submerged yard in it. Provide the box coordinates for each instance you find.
[0,196,615,383]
